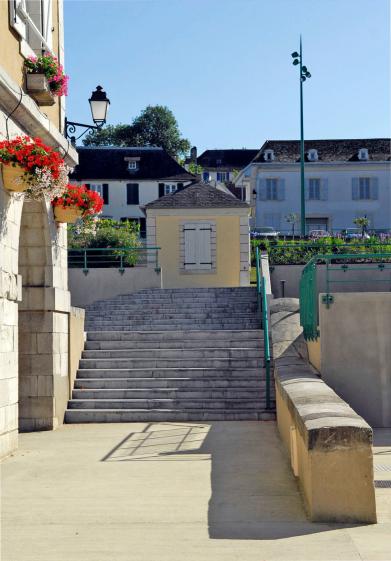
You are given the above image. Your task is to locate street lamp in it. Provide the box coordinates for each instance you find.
[65,85,110,145]
[292,37,311,237]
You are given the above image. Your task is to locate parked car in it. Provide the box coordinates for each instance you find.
[308,229,331,239]
[342,228,370,240]
[250,226,279,239]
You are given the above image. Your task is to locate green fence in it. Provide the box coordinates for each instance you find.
[68,247,160,275]
[300,252,391,340]
[255,247,272,409]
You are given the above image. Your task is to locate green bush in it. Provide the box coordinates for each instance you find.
[251,237,391,265]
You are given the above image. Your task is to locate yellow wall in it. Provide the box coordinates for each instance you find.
[0,1,62,130]
[156,214,241,288]
[307,338,321,370]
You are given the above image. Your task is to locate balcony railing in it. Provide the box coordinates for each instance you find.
[68,247,160,275]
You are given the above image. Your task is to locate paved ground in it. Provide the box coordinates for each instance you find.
[1,422,391,561]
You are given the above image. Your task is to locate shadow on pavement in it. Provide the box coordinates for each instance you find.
[101,421,364,540]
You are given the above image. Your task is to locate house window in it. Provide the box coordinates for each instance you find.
[126,183,139,205]
[216,171,229,182]
[359,178,371,200]
[216,159,222,165]
[308,149,318,161]
[264,150,275,161]
[90,183,109,204]
[202,171,210,182]
[183,222,214,271]
[308,178,321,200]
[164,184,177,195]
[266,178,279,200]
[128,161,138,171]
[10,0,53,55]
[358,148,369,161]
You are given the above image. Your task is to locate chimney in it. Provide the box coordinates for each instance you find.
[190,146,197,163]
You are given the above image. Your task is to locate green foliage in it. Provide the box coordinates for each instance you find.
[68,218,142,265]
[187,161,203,175]
[251,237,391,266]
[83,105,191,159]
[353,216,370,235]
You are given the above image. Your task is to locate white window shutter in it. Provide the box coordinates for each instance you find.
[9,0,27,39]
[304,179,309,200]
[198,225,212,269]
[258,178,267,201]
[42,0,53,49]
[352,178,359,200]
[321,178,328,201]
[184,225,197,270]
[371,177,379,200]
[277,179,285,201]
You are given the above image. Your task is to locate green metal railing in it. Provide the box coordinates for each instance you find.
[255,247,272,409]
[300,252,391,340]
[68,246,161,275]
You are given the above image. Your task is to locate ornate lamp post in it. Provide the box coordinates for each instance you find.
[292,38,311,237]
[65,85,110,145]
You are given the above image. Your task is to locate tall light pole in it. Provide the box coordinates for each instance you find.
[292,37,311,237]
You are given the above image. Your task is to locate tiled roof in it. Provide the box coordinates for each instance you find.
[252,139,391,163]
[70,147,196,181]
[145,182,249,209]
[197,149,259,168]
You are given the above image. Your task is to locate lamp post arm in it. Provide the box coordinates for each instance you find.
[64,118,103,144]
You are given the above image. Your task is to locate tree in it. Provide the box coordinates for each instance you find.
[83,105,191,159]
[285,213,300,238]
[353,216,370,237]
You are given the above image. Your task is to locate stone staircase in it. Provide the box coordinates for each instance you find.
[65,287,275,422]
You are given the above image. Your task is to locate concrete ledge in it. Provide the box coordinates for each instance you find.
[275,358,377,523]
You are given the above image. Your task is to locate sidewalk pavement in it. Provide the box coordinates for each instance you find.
[1,422,391,561]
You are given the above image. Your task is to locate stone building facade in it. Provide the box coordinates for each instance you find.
[0,0,78,458]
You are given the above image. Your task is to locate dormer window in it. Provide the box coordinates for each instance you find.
[308,149,318,161]
[264,149,275,162]
[125,157,140,172]
[216,159,222,165]
[358,148,369,161]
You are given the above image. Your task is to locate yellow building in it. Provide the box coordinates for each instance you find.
[0,0,78,459]
[146,183,251,288]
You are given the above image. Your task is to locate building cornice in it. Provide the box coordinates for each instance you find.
[0,66,78,167]
[251,161,391,171]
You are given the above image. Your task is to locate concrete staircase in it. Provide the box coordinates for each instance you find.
[65,287,275,422]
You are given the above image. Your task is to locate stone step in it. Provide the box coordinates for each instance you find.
[76,367,266,379]
[74,377,265,389]
[85,339,263,350]
[81,348,264,360]
[72,388,269,400]
[79,357,262,369]
[65,409,276,423]
[86,312,259,320]
[87,303,258,311]
[85,323,261,331]
[86,329,263,341]
[68,398,268,409]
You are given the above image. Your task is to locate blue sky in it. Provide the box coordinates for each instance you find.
[64,0,390,153]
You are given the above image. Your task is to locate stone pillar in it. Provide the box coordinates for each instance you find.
[18,200,71,432]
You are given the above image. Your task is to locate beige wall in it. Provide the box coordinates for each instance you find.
[320,292,391,428]
[307,338,321,371]
[69,306,85,398]
[69,267,162,307]
[0,0,63,131]
[148,209,249,289]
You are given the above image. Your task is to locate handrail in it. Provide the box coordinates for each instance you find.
[300,252,391,341]
[255,247,272,409]
[68,246,161,275]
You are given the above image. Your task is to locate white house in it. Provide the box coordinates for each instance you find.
[234,139,391,233]
[70,147,195,236]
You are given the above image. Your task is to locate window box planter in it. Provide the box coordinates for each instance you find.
[54,205,83,224]
[1,164,29,192]
[25,73,55,106]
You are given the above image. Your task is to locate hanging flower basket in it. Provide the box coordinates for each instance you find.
[53,205,83,224]
[1,164,29,192]
[52,184,104,223]
[24,53,69,106]
[0,136,69,199]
